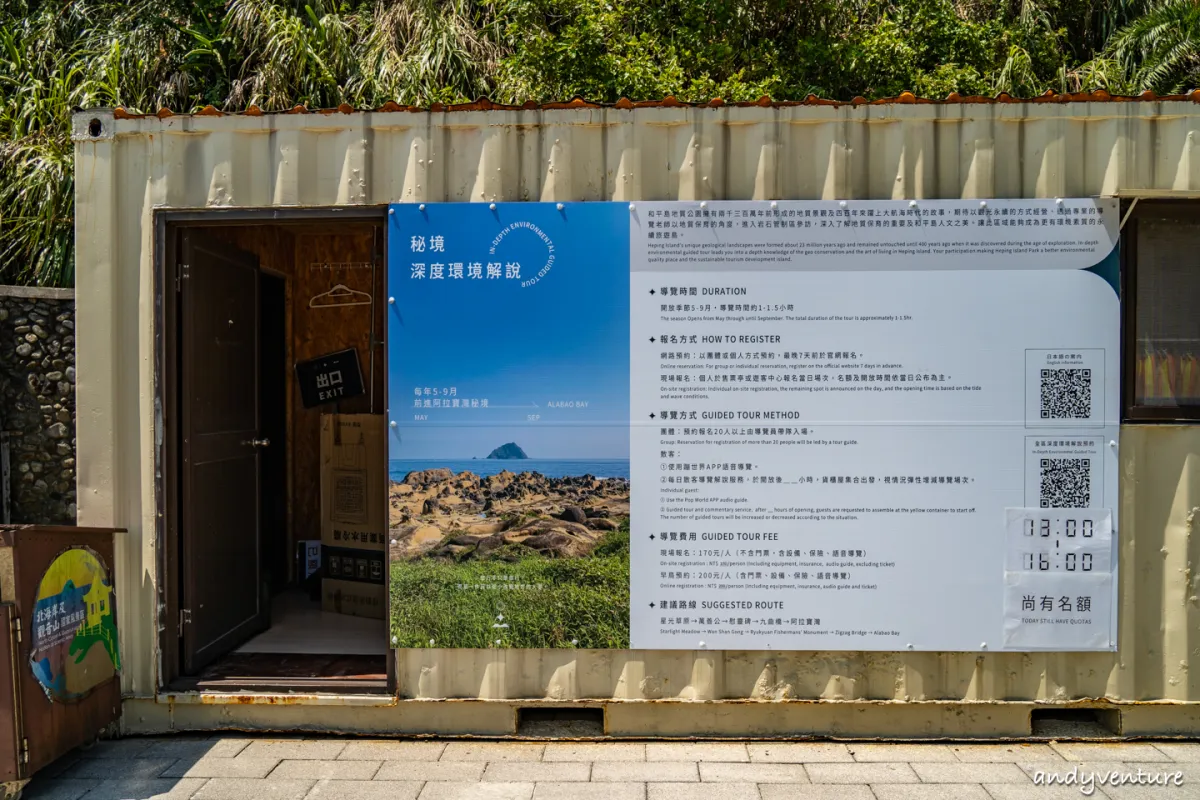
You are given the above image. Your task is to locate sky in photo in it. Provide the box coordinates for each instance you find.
[387,202,630,460]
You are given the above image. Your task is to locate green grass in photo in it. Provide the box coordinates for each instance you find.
[389,524,630,649]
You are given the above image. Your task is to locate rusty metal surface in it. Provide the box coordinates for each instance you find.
[73,100,1200,208]
[0,605,21,781]
[117,694,1200,739]
[0,527,125,549]
[168,652,387,694]
[6,528,121,775]
[93,88,1200,120]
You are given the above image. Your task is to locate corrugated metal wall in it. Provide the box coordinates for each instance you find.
[72,100,1200,710]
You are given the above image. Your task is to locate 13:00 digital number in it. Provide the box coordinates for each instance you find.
[1024,518,1095,538]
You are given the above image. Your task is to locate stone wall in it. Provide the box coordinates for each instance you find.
[0,287,76,524]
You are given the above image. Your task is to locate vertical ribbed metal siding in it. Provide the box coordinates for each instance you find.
[73,100,1200,702]
[92,102,1200,209]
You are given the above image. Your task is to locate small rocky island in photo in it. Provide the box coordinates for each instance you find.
[486,442,528,460]
[387,445,631,649]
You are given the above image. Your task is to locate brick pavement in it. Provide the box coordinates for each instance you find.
[22,737,1200,800]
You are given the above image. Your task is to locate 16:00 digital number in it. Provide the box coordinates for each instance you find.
[1021,551,1094,571]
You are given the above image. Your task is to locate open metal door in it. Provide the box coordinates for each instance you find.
[180,233,268,673]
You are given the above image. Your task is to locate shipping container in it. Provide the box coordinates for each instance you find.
[71,94,1200,738]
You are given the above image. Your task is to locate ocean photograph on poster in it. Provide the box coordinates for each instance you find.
[387,203,631,648]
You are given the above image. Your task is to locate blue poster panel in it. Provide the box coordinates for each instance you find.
[387,203,632,648]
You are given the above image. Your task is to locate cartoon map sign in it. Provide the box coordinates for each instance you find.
[29,548,119,701]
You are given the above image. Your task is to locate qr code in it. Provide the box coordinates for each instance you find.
[1040,368,1092,419]
[1040,458,1091,508]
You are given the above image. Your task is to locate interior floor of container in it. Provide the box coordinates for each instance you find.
[169,590,388,693]
[238,590,385,655]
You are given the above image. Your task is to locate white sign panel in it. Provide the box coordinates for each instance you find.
[1002,508,1115,649]
[1003,571,1113,649]
[629,199,1120,652]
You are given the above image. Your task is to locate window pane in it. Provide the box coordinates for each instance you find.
[1135,215,1200,407]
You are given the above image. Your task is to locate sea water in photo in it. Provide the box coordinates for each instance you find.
[390,459,630,481]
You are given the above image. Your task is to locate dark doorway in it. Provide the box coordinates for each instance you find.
[164,216,390,693]
[259,273,288,596]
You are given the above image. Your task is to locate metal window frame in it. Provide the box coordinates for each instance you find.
[1121,199,1200,423]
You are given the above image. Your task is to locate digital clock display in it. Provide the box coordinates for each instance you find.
[1021,550,1095,572]
[1005,509,1112,574]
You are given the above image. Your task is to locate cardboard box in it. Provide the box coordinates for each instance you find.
[320,543,386,619]
[320,414,387,551]
[320,414,387,618]
[321,578,385,620]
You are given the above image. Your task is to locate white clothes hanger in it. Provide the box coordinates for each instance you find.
[309,283,371,309]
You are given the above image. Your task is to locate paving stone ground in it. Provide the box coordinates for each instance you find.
[22,738,1200,800]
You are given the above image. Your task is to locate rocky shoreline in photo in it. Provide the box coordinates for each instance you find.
[389,468,630,563]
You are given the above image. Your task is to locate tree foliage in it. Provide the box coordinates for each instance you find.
[1,0,1199,286]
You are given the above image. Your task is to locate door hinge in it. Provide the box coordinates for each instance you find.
[21,738,28,764]
[12,617,20,644]
[177,263,189,292]
[179,608,192,632]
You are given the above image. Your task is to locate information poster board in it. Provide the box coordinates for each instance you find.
[387,199,1120,652]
